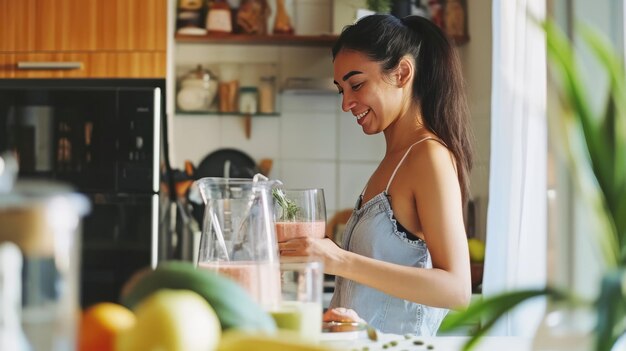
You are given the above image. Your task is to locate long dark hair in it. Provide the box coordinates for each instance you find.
[332,14,474,205]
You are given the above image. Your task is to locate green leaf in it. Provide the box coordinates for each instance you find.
[271,188,299,221]
[577,26,626,258]
[545,20,621,267]
[545,21,610,186]
[440,289,564,331]
[595,269,626,351]
[366,0,391,13]
[440,288,568,351]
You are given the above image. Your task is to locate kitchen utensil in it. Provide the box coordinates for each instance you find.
[195,148,259,179]
[273,0,294,34]
[194,176,281,309]
[257,158,273,177]
[230,173,271,259]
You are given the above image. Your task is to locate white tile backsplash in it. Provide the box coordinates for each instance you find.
[280,94,339,113]
[280,111,336,160]
[338,162,379,210]
[338,110,386,161]
[278,46,333,82]
[219,116,280,162]
[172,115,222,166]
[279,160,337,212]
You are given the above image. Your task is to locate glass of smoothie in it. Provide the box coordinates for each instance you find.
[273,188,326,243]
[270,259,324,342]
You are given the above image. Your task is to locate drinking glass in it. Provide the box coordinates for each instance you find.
[273,188,326,243]
[270,259,324,342]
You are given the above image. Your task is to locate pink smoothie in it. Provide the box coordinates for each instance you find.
[198,261,281,309]
[275,221,326,242]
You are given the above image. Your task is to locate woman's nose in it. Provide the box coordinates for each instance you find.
[341,94,357,112]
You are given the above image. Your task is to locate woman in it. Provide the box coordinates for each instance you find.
[279,14,473,335]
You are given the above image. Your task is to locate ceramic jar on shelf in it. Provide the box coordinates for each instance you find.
[177,65,219,112]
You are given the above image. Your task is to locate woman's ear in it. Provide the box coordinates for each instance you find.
[396,56,414,87]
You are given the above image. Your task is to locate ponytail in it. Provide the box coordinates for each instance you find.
[402,16,473,205]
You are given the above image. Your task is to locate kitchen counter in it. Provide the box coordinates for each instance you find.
[321,332,531,351]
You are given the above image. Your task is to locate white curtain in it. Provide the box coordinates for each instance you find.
[483,0,547,337]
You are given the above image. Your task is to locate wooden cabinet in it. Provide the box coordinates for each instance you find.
[0,0,167,77]
[0,52,166,78]
[0,0,37,52]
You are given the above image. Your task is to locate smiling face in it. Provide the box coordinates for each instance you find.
[333,49,408,135]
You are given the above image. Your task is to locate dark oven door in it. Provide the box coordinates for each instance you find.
[0,79,163,194]
[0,87,118,192]
[81,193,158,307]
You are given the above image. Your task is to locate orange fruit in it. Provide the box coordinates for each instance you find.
[78,302,135,351]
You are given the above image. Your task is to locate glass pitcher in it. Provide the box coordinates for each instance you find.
[194,176,281,309]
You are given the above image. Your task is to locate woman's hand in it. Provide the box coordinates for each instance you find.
[323,307,364,323]
[278,237,345,276]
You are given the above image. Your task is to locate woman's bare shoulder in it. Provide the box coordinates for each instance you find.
[400,138,459,194]
[408,138,455,169]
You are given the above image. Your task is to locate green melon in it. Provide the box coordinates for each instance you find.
[120,260,276,332]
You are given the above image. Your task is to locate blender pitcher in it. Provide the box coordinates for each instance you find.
[194,176,281,309]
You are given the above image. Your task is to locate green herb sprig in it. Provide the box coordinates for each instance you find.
[272,189,300,221]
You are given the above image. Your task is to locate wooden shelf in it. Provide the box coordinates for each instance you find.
[175,33,339,47]
[175,109,280,117]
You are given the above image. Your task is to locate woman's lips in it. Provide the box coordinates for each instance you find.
[355,109,369,125]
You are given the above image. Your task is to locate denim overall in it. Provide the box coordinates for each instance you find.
[329,137,448,335]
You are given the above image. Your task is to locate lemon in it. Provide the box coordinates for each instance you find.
[78,302,135,351]
[468,238,486,263]
[117,289,221,351]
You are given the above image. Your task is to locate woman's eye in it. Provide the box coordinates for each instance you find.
[351,83,363,91]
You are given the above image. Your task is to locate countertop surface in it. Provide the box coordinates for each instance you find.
[321,333,531,351]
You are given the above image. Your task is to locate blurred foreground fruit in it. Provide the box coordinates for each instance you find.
[468,238,486,262]
[78,302,135,351]
[218,330,333,351]
[120,260,276,332]
[117,289,220,351]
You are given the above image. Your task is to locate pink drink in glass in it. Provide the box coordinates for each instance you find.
[197,260,281,308]
[275,220,326,242]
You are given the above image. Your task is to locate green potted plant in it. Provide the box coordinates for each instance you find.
[366,0,392,13]
[440,20,626,351]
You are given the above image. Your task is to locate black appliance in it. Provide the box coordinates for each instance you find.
[0,79,167,307]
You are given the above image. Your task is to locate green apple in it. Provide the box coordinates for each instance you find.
[117,289,221,351]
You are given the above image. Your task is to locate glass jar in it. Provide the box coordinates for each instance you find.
[238,87,258,114]
[258,76,276,114]
[0,178,90,351]
[206,0,233,33]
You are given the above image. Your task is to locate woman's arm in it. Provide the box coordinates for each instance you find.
[279,142,471,309]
